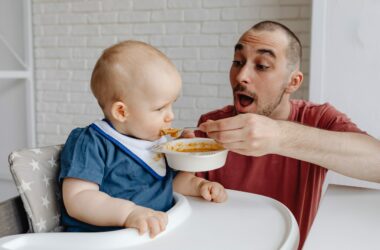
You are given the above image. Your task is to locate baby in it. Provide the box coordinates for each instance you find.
[59,41,227,238]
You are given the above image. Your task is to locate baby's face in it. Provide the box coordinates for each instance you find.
[121,65,182,141]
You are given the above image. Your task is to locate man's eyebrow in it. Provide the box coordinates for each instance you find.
[234,44,276,59]
[234,43,243,51]
[257,49,276,59]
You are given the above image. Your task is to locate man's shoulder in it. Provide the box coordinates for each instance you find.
[199,105,235,122]
[290,99,337,118]
[291,99,333,110]
[290,99,361,131]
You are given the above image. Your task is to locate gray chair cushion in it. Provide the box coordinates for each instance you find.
[8,145,64,233]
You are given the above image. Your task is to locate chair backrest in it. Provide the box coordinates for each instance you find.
[8,145,64,233]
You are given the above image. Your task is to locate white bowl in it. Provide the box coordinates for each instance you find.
[156,138,228,172]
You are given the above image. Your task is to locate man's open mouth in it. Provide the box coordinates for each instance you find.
[237,93,255,107]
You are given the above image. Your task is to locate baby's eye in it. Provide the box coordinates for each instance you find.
[232,60,244,67]
[156,106,165,111]
[256,64,269,71]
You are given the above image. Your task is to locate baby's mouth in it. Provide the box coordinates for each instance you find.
[237,93,255,107]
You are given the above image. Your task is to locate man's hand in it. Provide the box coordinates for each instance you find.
[199,181,227,203]
[198,113,281,156]
[179,129,196,138]
[124,206,168,238]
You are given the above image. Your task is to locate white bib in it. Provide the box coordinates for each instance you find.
[90,120,169,179]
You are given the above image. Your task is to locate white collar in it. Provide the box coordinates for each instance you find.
[90,120,169,179]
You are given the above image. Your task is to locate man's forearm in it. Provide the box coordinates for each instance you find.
[276,121,380,182]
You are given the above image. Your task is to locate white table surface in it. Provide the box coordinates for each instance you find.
[303,184,380,250]
[0,189,299,250]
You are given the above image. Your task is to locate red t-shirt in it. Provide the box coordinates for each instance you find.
[196,100,364,249]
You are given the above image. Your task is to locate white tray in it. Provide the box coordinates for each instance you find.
[0,190,299,250]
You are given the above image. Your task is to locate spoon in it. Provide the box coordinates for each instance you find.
[160,127,199,139]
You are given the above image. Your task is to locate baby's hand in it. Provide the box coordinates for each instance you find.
[124,206,168,238]
[199,181,227,203]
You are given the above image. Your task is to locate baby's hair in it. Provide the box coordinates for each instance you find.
[90,40,173,110]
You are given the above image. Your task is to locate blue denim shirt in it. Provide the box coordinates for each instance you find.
[59,126,175,232]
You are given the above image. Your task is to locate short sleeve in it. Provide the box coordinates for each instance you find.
[318,104,366,134]
[59,127,106,185]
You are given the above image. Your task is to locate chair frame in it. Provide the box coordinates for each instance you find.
[0,195,29,237]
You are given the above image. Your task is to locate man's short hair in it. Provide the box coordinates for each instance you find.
[252,20,302,70]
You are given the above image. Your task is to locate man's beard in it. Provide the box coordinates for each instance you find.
[233,83,286,117]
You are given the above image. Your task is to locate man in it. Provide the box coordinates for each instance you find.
[195,20,380,248]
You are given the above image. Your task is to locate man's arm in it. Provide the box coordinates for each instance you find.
[199,114,380,183]
[277,121,380,182]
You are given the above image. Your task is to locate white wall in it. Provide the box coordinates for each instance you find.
[0,0,31,181]
[0,79,28,180]
[0,0,26,70]
[32,0,312,146]
[0,179,18,201]
[310,0,380,139]
[310,0,380,189]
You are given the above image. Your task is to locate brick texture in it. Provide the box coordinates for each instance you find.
[32,0,311,145]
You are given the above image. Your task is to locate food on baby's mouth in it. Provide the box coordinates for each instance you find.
[160,128,181,138]
[166,142,224,153]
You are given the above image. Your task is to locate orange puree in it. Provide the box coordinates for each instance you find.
[166,142,224,152]
[160,128,181,138]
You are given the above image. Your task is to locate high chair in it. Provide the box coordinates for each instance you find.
[0,145,299,250]
[0,145,64,237]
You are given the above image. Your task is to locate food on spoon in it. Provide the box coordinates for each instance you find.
[160,128,181,138]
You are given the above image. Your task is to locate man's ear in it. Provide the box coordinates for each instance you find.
[285,70,303,94]
[110,101,128,122]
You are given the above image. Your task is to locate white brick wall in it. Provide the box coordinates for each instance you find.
[32,0,311,146]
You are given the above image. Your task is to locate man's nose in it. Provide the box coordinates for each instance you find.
[236,64,252,84]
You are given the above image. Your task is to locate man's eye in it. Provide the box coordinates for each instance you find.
[256,64,269,71]
[232,60,243,67]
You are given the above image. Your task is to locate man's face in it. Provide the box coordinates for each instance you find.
[230,29,293,117]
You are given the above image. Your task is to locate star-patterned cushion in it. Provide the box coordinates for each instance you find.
[8,145,64,233]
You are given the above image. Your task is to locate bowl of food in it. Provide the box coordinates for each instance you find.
[152,138,228,172]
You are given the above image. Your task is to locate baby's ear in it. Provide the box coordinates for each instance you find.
[110,101,129,122]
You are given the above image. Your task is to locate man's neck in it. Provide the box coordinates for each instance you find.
[269,98,292,120]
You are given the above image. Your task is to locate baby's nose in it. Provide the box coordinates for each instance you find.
[164,109,174,122]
